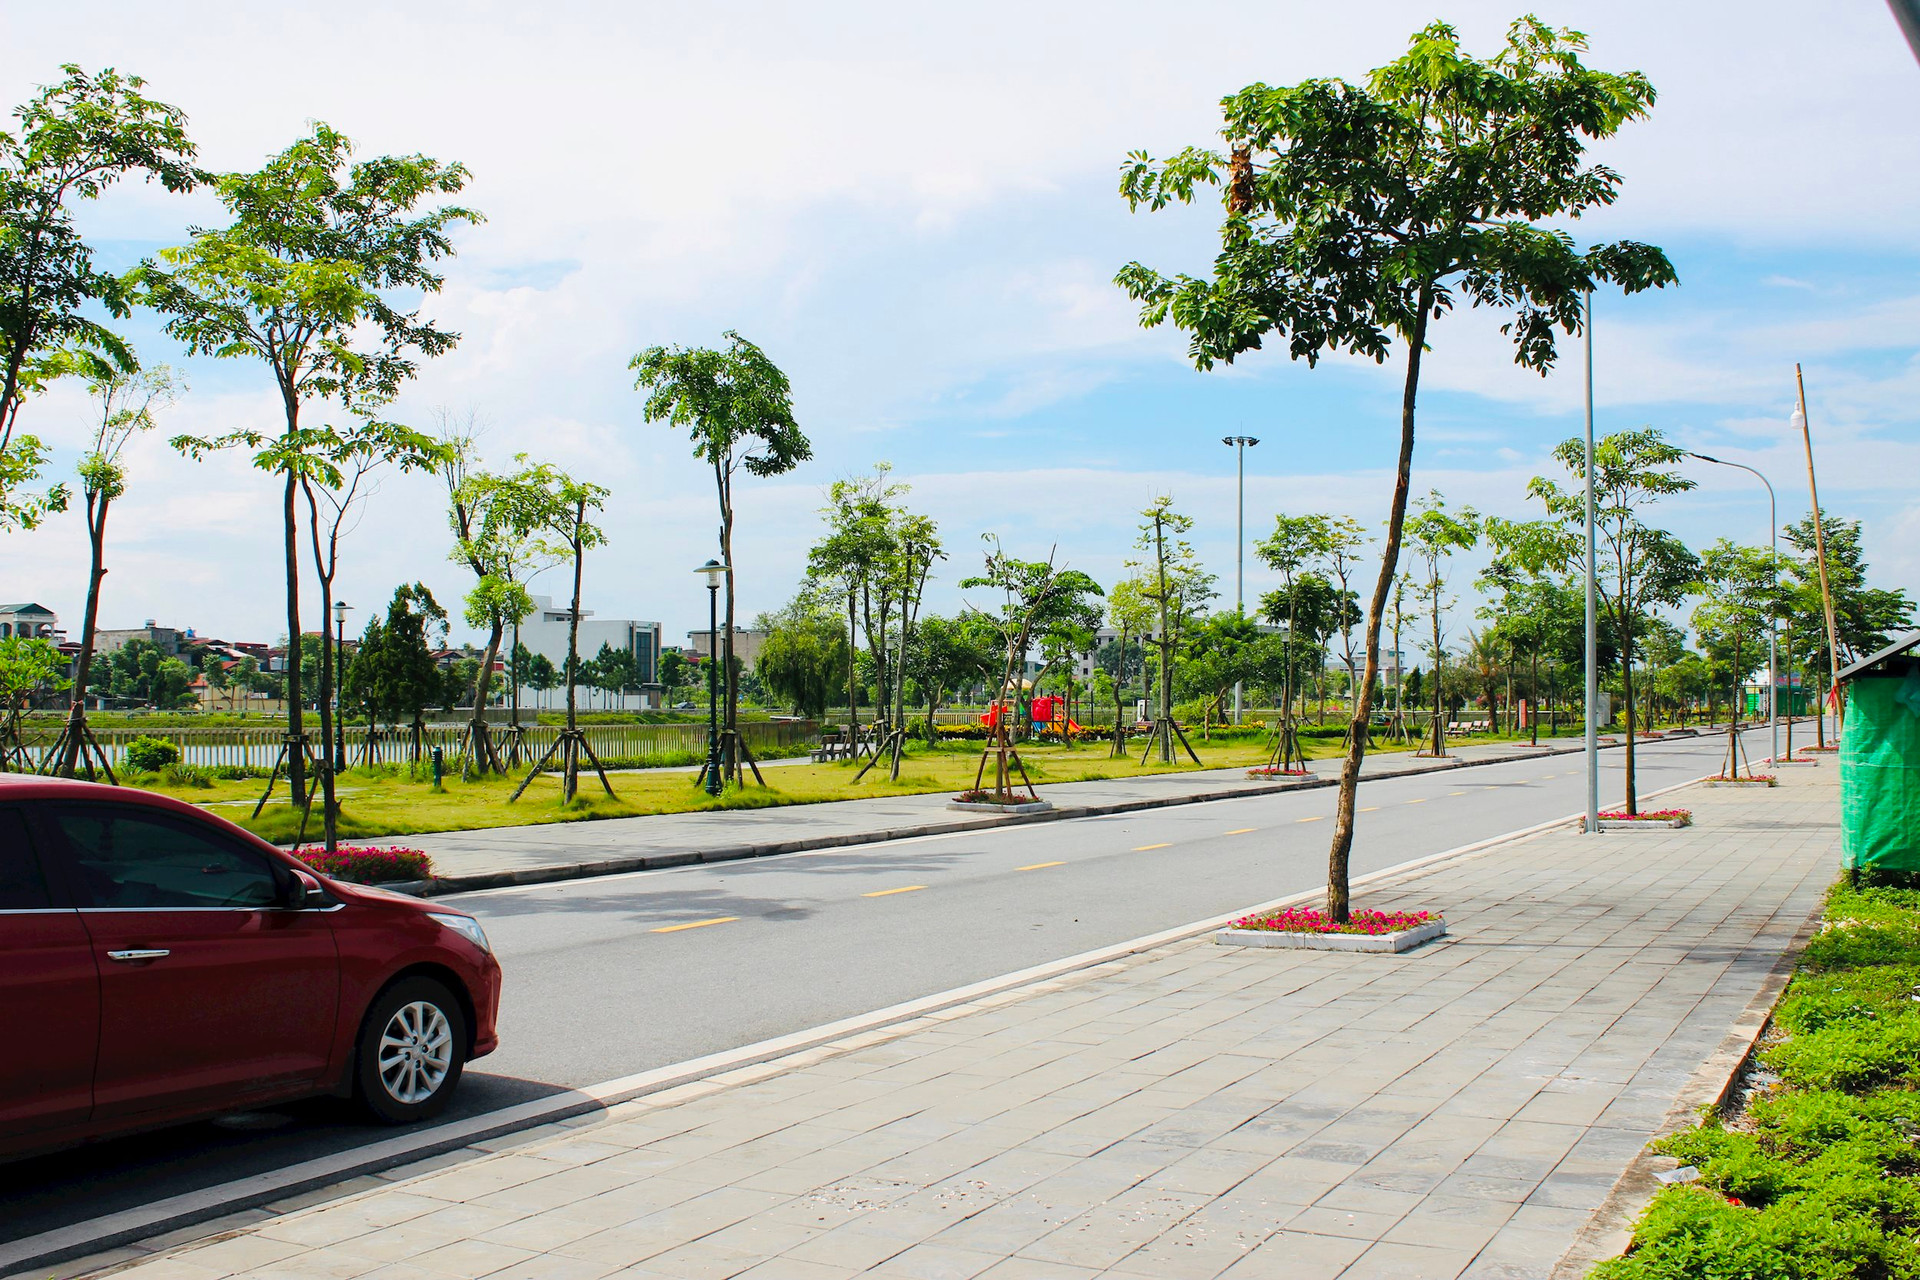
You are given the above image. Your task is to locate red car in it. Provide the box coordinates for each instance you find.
[0,774,501,1160]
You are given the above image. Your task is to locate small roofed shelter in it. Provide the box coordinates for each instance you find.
[1838,630,1920,874]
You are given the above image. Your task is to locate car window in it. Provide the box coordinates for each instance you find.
[54,808,279,910]
[0,809,52,910]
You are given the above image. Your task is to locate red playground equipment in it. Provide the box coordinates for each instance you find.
[982,695,1082,737]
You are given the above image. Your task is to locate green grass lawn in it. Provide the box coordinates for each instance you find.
[129,731,1382,845]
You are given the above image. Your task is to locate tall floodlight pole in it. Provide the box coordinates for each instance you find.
[1583,290,1600,835]
[1223,435,1260,724]
[1687,452,1778,764]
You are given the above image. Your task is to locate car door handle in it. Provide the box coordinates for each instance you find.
[106,949,171,963]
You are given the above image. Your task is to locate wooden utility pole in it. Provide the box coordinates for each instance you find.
[1795,364,1844,732]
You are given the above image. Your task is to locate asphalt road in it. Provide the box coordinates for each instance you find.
[0,731,1764,1247]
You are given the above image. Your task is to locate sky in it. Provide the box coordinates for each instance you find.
[5,1,1918,653]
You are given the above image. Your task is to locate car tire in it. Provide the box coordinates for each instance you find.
[354,977,468,1124]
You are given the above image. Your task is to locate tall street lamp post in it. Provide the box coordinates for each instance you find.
[1583,290,1600,835]
[697,558,726,796]
[332,600,352,773]
[1222,435,1259,724]
[1686,451,1778,766]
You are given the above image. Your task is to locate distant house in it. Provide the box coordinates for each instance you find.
[684,627,768,671]
[0,602,59,641]
[94,620,186,657]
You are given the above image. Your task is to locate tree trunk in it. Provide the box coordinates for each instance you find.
[1529,649,1540,746]
[282,465,305,804]
[59,490,111,776]
[718,465,739,782]
[469,617,504,773]
[846,588,859,747]
[564,502,584,801]
[1430,584,1445,756]
[1328,289,1430,923]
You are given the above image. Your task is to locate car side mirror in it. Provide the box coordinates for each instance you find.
[281,869,321,910]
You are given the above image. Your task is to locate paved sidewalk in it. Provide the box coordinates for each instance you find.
[395,737,1598,894]
[74,764,1838,1280]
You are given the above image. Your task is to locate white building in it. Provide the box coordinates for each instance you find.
[514,595,663,709]
[0,602,60,640]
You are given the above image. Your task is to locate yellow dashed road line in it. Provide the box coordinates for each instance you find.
[651,916,738,933]
[1225,828,1258,835]
[1133,842,1173,852]
[1017,861,1065,871]
[1298,815,1326,823]
[1360,806,1381,813]
[863,885,926,898]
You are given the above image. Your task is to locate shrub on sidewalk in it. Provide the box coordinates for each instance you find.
[1593,877,1920,1279]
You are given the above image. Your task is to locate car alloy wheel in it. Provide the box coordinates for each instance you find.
[378,1000,454,1105]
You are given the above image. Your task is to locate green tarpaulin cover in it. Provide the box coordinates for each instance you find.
[1842,671,1920,871]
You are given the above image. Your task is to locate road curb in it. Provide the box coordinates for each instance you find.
[388,738,1620,899]
[5,793,1621,1279]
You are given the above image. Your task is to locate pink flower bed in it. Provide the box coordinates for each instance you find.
[1231,906,1437,937]
[1246,766,1310,778]
[294,845,434,884]
[1799,745,1837,754]
[1710,774,1775,783]
[1598,809,1692,825]
[954,789,1035,805]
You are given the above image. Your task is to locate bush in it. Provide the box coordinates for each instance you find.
[124,735,179,772]
[293,845,433,884]
[160,762,213,789]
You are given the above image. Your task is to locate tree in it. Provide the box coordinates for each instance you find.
[633,331,810,783]
[1321,516,1371,719]
[1116,17,1674,918]
[657,648,688,702]
[525,652,558,710]
[103,637,193,708]
[1405,493,1480,756]
[347,584,446,760]
[1130,496,1216,763]
[1478,516,1579,743]
[906,612,999,731]
[142,122,477,806]
[1,65,196,534]
[1783,513,1914,737]
[1694,543,1774,752]
[757,598,851,720]
[1254,513,1330,720]
[1529,427,1698,810]
[0,634,68,767]
[510,463,608,801]
[960,539,1103,799]
[55,360,179,775]
[439,420,548,770]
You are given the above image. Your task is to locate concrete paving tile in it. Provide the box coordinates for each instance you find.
[404,1238,538,1277]
[473,1256,627,1280]
[1338,1239,1482,1278]
[780,1223,914,1271]
[622,1240,761,1280]
[1214,1229,1370,1279]
[95,1259,232,1280]
[863,1242,1005,1279]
